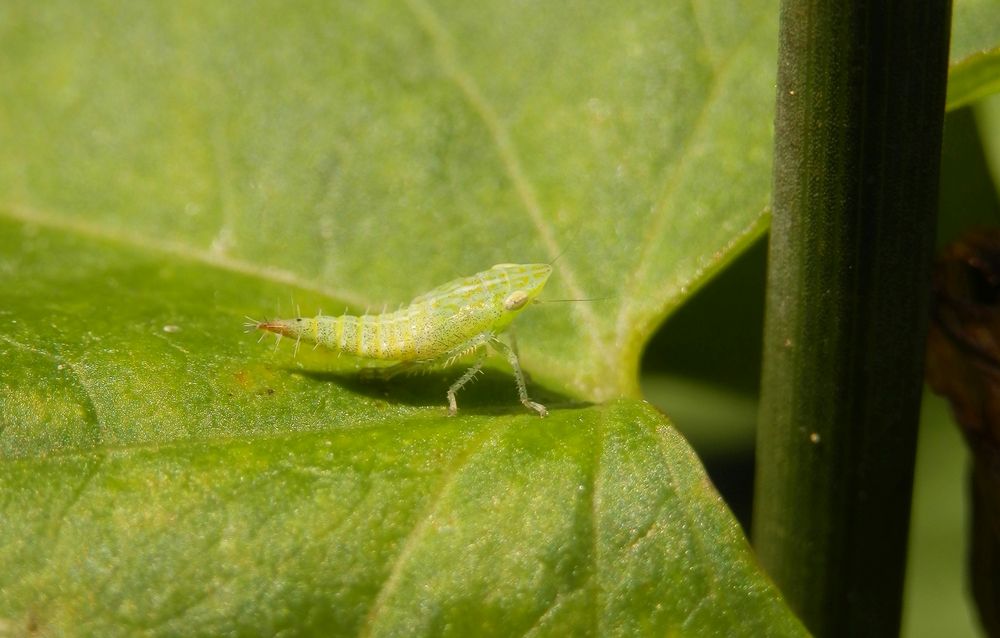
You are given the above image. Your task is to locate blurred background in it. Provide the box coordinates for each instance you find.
[641,95,1000,638]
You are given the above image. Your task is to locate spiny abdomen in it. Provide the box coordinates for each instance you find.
[255,262,550,361]
[258,307,452,360]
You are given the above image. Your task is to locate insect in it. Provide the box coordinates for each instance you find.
[253,263,552,416]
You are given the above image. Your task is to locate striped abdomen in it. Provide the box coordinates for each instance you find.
[258,306,445,361]
[314,310,427,360]
[255,262,552,362]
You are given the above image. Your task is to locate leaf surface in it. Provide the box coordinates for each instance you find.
[11,0,996,633]
[0,216,805,634]
[0,0,782,399]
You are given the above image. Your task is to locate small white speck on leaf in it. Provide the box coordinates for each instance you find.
[163,325,181,333]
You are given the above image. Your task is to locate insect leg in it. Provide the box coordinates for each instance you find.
[506,329,533,384]
[447,349,486,416]
[490,337,547,417]
[360,360,417,381]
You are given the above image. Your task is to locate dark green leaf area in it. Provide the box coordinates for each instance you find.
[0,217,397,458]
[0,400,804,637]
[0,217,803,635]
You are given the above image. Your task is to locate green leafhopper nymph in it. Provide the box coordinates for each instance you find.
[253,263,552,416]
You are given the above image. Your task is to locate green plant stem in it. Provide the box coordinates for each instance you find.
[753,1,953,636]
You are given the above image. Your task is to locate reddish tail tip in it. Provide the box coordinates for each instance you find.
[256,321,292,336]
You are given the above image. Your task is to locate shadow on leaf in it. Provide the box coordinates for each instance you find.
[288,366,589,416]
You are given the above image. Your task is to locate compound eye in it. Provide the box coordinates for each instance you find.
[503,290,530,311]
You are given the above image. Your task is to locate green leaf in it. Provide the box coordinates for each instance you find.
[950,0,1000,61]
[0,395,802,636]
[0,216,804,635]
[0,0,779,400]
[0,0,806,634]
[946,47,1000,110]
[947,0,1000,108]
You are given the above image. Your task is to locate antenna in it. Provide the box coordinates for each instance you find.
[535,296,614,304]
[548,224,586,266]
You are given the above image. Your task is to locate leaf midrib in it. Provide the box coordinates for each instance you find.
[1,203,374,309]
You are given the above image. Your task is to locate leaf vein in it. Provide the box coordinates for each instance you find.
[48,453,107,546]
[401,0,602,350]
[519,588,576,638]
[615,9,771,347]
[0,204,372,310]
[0,412,433,463]
[0,334,103,441]
[589,409,605,636]
[357,422,508,637]
[650,422,719,620]
[622,491,669,555]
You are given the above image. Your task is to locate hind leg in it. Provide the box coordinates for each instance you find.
[446,349,487,416]
[490,337,547,417]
